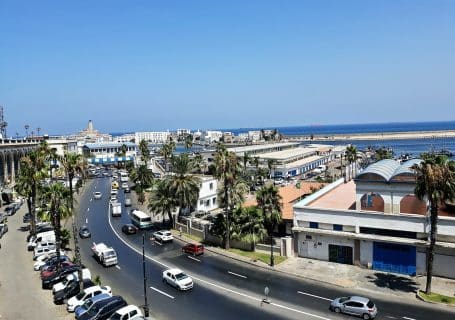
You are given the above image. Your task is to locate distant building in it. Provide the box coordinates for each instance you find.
[248,131,261,142]
[196,175,218,212]
[135,131,170,144]
[83,142,136,165]
[222,132,234,144]
[114,133,135,143]
[204,131,223,144]
[177,129,191,136]
[73,120,112,143]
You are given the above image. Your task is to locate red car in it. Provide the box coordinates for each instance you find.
[182,243,204,256]
[40,261,74,279]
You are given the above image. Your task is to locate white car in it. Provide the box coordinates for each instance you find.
[93,192,102,199]
[121,182,129,189]
[153,230,173,242]
[66,285,112,312]
[162,268,193,291]
[33,252,67,271]
[108,304,143,320]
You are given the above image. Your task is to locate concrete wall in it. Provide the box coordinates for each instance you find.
[297,233,354,261]
[360,241,373,267]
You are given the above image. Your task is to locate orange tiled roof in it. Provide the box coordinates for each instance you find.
[243,182,326,220]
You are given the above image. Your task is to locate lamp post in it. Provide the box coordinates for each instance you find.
[24,124,29,138]
[142,233,150,317]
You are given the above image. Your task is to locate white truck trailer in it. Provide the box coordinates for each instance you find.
[91,242,118,267]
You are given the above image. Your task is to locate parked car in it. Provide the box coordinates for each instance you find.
[75,293,112,318]
[124,186,130,193]
[153,230,173,243]
[40,261,74,279]
[0,223,8,238]
[121,224,138,235]
[330,296,377,319]
[23,212,32,223]
[53,279,95,304]
[33,242,57,260]
[41,265,81,289]
[67,285,112,312]
[162,268,193,291]
[53,268,92,294]
[5,204,18,216]
[34,254,69,271]
[94,192,102,199]
[77,295,127,320]
[108,305,143,320]
[79,225,91,238]
[182,243,204,256]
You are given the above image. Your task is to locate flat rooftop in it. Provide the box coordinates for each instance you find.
[226,142,299,154]
[307,180,356,210]
[259,147,316,161]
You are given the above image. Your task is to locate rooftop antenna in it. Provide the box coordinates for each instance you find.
[0,106,7,138]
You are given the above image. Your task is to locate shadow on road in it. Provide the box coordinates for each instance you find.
[366,272,419,293]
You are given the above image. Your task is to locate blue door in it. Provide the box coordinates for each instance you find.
[373,242,416,275]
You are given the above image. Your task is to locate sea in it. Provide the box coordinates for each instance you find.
[113,121,455,159]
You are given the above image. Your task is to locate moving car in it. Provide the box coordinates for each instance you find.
[330,296,377,319]
[182,243,204,256]
[79,226,91,238]
[121,182,128,189]
[121,224,138,235]
[67,285,112,312]
[124,198,132,207]
[124,186,130,193]
[93,192,102,199]
[162,268,193,291]
[153,230,173,243]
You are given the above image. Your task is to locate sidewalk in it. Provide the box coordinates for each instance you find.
[173,231,455,303]
[0,203,73,320]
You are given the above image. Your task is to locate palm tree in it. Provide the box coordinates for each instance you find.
[256,184,282,266]
[412,156,455,294]
[345,145,358,178]
[159,140,176,172]
[148,179,177,226]
[168,154,201,225]
[267,159,277,179]
[138,139,151,163]
[59,152,87,290]
[375,147,393,161]
[192,153,206,174]
[130,164,154,192]
[15,146,49,236]
[40,182,71,271]
[184,134,193,151]
[241,152,251,176]
[214,144,242,249]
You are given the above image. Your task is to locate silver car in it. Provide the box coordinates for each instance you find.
[330,296,377,319]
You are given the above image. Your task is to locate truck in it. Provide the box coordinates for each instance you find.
[91,242,118,267]
[110,201,122,217]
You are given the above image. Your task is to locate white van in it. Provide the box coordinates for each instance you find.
[33,242,57,260]
[52,268,92,293]
[27,231,56,251]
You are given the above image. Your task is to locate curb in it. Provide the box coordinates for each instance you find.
[416,290,455,308]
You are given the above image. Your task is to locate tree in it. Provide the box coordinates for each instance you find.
[192,153,206,174]
[40,182,71,271]
[345,145,358,178]
[159,140,176,172]
[241,152,251,176]
[375,147,393,161]
[148,179,177,226]
[267,159,277,179]
[168,154,200,225]
[412,156,455,294]
[184,134,193,151]
[214,144,242,249]
[130,164,154,192]
[138,139,150,163]
[256,184,282,266]
[59,152,87,290]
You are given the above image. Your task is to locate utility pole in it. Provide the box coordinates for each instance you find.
[142,233,150,316]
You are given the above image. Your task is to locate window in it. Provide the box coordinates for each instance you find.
[200,200,203,205]
[309,222,318,229]
[305,235,312,240]
[209,183,213,190]
[212,197,216,205]
[333,224,343,231]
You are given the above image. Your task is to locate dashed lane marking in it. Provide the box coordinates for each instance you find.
[187,256,200,262]
[150,286,174,299]
[297,291,332,301]
[402,317,416,320]
[228,271,247,279]
[87,208,90,212]
[85,218,88,224]
[115,265,121,270]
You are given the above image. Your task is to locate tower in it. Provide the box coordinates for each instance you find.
[0,106,7,138]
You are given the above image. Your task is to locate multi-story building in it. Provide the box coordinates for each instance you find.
[83,142,136,165]
[177,129,191,136]
[293,159,455,278]
[196,175,218,212]
[203,131,223,144]
[114,133,135,143]
[248,130,261,142]
[135,131,170,144]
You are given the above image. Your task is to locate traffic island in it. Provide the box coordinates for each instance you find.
[417,290,455,307]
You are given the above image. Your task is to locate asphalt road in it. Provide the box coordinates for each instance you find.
[76,176,455,320]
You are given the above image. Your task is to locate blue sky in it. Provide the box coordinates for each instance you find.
[1,0,454,136]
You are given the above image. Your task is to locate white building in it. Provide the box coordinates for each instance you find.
[248,131,262,142]
[83,142,137,165]
[177,129,191,136]
[293,159,455,279]
[196,176,218,212]
[114,133,135,143]
[135,131,170,144]
[204,131,223,144]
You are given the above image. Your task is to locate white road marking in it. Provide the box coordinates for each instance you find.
[107,207,329,320]
[297,291,332,301]
[115,265,121,270]
[386,316,398,319]
[402,317,416,320]
[85,218,88,224]
[154,241,163,246]
[187,256,200,262]
[150,286,174,299]
[87,208,90,212]
[228,271,247,279]
[90,198,93,202]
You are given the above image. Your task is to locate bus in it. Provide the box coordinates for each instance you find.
[130,210,153,229]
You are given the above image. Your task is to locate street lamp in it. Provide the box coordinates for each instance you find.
[142,233,150,317]
[24,124,29,138]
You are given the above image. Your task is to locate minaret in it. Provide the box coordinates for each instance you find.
[87,120,94,133]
